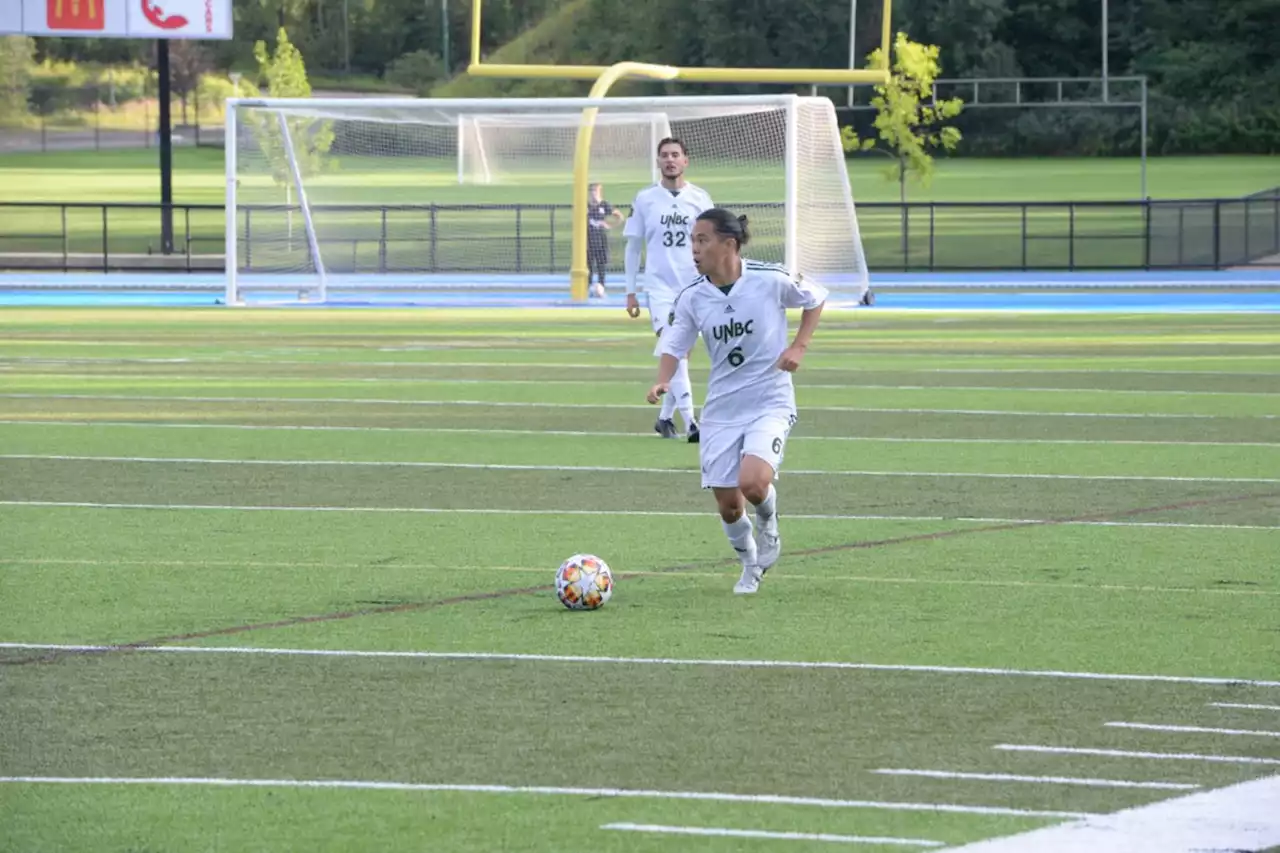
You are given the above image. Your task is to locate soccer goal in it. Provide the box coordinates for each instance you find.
[224,95,869,305]
[457,111,671,186]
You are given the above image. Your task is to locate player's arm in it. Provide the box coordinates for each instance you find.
[647,296,698,402]
[623,197,645,318]
[777,274,830,373]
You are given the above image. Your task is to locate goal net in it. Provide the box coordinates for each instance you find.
[458,111,670,186]
[225,95,868,305]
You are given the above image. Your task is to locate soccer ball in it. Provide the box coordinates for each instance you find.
[555,554,614,611]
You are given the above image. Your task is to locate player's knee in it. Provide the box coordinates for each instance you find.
[740,478,770,505]
[715,491,745,522]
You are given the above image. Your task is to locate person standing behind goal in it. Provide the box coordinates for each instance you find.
[624,136,713,442]
[647,208,827,595]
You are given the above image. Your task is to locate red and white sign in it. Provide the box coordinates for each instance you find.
[3,0,232,39]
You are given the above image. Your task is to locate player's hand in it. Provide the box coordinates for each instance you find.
[646,382,669,404]
[625,294,641,318]
[776,344,807,372]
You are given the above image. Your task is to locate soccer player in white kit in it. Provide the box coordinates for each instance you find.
[624,137,714,442]
[646,208,828,595]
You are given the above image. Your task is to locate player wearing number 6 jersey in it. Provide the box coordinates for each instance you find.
[624,136,714,442]
[647,208,828,595]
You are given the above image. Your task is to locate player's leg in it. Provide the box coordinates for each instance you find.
[739,415,793,575]
[668,354,699,441]
[588,238,607,297]
[702,425,760,594]
[649,299,679,435]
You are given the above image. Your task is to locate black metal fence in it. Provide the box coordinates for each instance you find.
[0,193,1277,275]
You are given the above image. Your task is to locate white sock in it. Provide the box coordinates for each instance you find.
[722,513,758,567]
[755,484,777,522]
[659,385,677,420]
[669,357,696,429]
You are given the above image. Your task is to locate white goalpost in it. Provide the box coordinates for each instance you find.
[224,95,869,306]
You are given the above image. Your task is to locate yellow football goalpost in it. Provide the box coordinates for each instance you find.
[464,0,893,301]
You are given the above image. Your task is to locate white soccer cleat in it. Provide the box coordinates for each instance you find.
[756,511,780,572]
[733,563,763,595]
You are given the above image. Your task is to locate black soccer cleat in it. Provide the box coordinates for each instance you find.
[654,418,678,439]
[686,423,700,444]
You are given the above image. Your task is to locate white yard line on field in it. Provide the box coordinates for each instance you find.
[9,372,1275,397]
[992,745,1280,765]
[869,770,1198,791]
[1208,703,1280,711]
[0,776,1093,820]
[2,393,1272,419]
[1104,722,1280,738]
[3,644,1278,688]
[3,454,1276,485]
[937,774,1280,853]
[1,500,1275,533]
[8,558,1276,598]
[1,419,1276,448]
[600,823,943,846]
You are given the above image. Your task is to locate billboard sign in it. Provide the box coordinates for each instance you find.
[1,0,233,39]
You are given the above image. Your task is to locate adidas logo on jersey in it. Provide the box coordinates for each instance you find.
[724,304,735,313]
[712,319,754,342]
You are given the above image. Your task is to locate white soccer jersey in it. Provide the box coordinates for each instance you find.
[623,182,714,299]
[660,261,828,427]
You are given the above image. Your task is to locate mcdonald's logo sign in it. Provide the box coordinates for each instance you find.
[48,0,106,30]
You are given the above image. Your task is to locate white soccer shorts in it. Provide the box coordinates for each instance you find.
[647,295,674,356]
[699,413,795,490]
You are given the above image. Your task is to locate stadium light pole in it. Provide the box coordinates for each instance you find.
[157,39,174,255]
[343,0,351,73]
[1101,0,1109,103]
[441,0,451,73]
[847,0,857,107]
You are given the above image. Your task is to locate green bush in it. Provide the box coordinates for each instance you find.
[384,50,444,94]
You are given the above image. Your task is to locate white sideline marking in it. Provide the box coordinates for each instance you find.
[8,559,1277,599]
[937,774,1280,852]
[3,643,1279,688]
[1104,722,1280,738]
[0,777,1092,819]
[4,454,1277,485]
[601,823,943,846]
[1,500,1275,533]
[2,356,1275,377]
[993,745,1280,765]
[870,770,1198,791]
[13,371,1276,397]
[3,393,1273,419]
[1209,702,1280,711]
[1,419,1276,448]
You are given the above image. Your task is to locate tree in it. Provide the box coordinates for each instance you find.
[167,40,210,126]
[251,28,335,247]
[842,33,964,200]
[0,36,36,128]
[251,27,334,187]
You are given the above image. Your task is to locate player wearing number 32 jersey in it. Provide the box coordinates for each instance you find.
[648,208,828,596]
[624,137,714,442]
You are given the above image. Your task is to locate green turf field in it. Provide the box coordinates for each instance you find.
[1,308,1277,851]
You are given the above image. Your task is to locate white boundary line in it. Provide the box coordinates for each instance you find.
[10,372,1276,397]
[600,823,944,846]
[0,419,1276,448]
[0,777,1094,819]
[3,644,1278,688]
[1209,703,1280,711]
[3,356,1276,376]
[938,775,1280,853]
[3,454,1276,485]
[992,745,1280,765]
[869,769,1198,791]
[0,500,1275,532]
[9,557,1276,598]
[3,393,1273,419]
[1104,722,1280,738]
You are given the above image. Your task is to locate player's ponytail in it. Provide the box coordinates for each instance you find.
[696,207,751,252]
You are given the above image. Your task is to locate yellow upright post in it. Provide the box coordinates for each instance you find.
[569,62,678,302]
